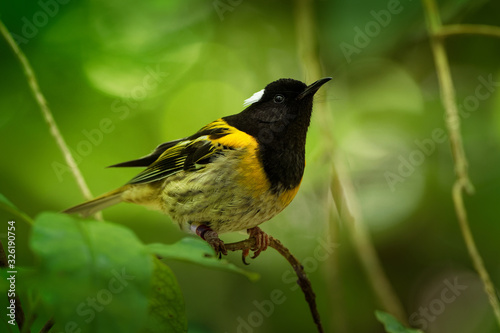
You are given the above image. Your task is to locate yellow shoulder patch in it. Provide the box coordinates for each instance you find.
[210,120,271,198]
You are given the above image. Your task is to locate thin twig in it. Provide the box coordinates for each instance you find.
[225,237,324,333]
[324,195,349,333]
[1,203,34,226]
[0,241,29,332]
[295,2,344,329]
[437,24,500,39]
[452,179,500,323]
[21,313,37,333]
[294,0,334,143]
[330,154,408,324]
[39,318,54,333]
[0,20,101,220]
[422,0,473,194]
[422,0,500,328]
[294,0,407,325]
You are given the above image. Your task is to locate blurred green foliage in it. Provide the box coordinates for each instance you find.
[1,0,500,332]
[147,238,260,282]
[30,212,171,333]
[376,310,423,333]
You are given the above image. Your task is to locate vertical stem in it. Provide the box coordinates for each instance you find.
[294,0,407,324]
[0,20,101,220]
[331,154,408,324]
[295,0,333,144]
[422,0,500,327]
[325,190,349,333]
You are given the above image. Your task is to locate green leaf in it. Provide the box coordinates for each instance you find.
[375,310,423,333]
[147,238,260,282]
[142,258,187,333]
[0,192,33,224]
[30,212,186,333]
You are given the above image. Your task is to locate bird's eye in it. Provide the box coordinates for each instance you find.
[273,94,285,103]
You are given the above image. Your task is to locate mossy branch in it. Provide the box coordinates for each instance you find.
[422,0,500,328]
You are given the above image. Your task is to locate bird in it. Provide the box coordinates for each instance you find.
[64,77,331,261]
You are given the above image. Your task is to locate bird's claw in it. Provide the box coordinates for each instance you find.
[242,227,269,264]
[194,224,227,258]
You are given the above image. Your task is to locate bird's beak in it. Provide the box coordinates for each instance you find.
[297,77,332,100]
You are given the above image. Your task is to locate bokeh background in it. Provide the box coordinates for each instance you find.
[1,0,500,332]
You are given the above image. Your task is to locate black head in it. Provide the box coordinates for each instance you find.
[223,77,331,190]
[224,77,331,145]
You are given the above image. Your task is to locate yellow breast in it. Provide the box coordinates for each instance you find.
[213,125,271,199]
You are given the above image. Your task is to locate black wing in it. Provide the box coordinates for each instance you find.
[108,139,185,168]
[126,137,217,184]
[124,121,232,184]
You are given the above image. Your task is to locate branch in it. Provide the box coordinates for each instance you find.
[437,24,500,39]
[0,20,101,221]
[422,0,500,328]
[330,154,408,324]
[225,236,324,333]
[38,318,54,333]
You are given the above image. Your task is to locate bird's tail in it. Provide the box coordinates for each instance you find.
[63,186,128,217]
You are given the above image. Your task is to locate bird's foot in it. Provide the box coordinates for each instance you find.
[194,224,227,258]
[242,226,269,264]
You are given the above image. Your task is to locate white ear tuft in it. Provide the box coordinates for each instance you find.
[243,89,264,107]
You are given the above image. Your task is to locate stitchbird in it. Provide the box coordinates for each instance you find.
[65,77,331,259]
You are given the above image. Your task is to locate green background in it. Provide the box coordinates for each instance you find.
[1,0,500,332]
